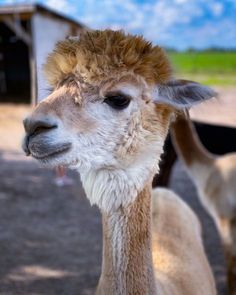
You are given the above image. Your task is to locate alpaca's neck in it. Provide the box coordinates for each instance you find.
[171,116,214,166]
[97,183,157,295]
[171,116,215,188]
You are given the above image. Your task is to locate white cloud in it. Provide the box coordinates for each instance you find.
[74,0,203,41]
[0,0,235,49]
[174,0,189,4]
[210,2,224,16]
[44,0,76,14]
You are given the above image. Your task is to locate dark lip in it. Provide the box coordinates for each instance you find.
[31,143,72,160]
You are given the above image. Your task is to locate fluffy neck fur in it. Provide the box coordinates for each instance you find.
[96,183,157,295]
[79,145,162,294]
[79,144,162,212]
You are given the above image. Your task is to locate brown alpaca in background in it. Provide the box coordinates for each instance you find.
[22,30,216,294]
[171,113,236,294]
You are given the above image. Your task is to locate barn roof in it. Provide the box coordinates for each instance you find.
[0,3,85,28]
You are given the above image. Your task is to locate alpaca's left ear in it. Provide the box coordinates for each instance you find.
[152,79,217,109]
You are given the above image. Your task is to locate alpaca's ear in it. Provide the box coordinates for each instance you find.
[152,79,217,109]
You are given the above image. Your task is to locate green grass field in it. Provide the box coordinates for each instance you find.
[167,51,236,86]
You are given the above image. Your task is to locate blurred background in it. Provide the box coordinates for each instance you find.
[0,0,235,294]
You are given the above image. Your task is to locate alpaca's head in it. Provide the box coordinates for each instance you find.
[22,30,215,211]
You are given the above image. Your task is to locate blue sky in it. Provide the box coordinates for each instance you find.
[1,0,236,50]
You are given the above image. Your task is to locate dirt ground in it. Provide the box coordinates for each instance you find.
[190,86,236,128]
[0,87,235,295]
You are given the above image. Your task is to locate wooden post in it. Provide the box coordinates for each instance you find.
[3,16,31,46]
[29,19,36,106]
[28,44,36,105]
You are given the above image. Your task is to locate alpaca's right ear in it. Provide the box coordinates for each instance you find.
[152,79,217,109]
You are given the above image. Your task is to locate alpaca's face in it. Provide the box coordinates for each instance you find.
[22,30,215,211]
[22,73,171,172]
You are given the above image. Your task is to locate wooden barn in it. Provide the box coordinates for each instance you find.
[0,3,85,104]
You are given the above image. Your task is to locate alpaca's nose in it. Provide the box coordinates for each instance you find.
[22,117,58,156]
[23,117,58,138]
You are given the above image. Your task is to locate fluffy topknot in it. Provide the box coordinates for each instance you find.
[44,29,172,87]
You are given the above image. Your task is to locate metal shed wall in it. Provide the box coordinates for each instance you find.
[32,12,77,102]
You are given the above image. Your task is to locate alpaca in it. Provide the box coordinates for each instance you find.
[22,30,216,294]
[171,113,236,294]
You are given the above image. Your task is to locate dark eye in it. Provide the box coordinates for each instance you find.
[104,95,131,110]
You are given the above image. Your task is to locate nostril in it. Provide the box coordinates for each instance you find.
[25,119,58,138]
[32,124,57,137]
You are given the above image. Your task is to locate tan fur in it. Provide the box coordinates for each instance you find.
[152,188,216,294]
[170,113,214,166]
[96,184,216,295]
[44,30,172,87]
[97,183,156,294]
[171,114,236,294]
[23,30,216,294]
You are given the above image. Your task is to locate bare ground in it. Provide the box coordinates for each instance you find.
[190,86,236,128]
[0,151,102,295]
[1,89,234,295]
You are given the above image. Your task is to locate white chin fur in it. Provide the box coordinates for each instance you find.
[78,149,162,213]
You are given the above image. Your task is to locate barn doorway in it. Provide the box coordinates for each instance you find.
[0,21,30,103]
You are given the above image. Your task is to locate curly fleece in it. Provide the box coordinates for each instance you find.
[44,29,172,87]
